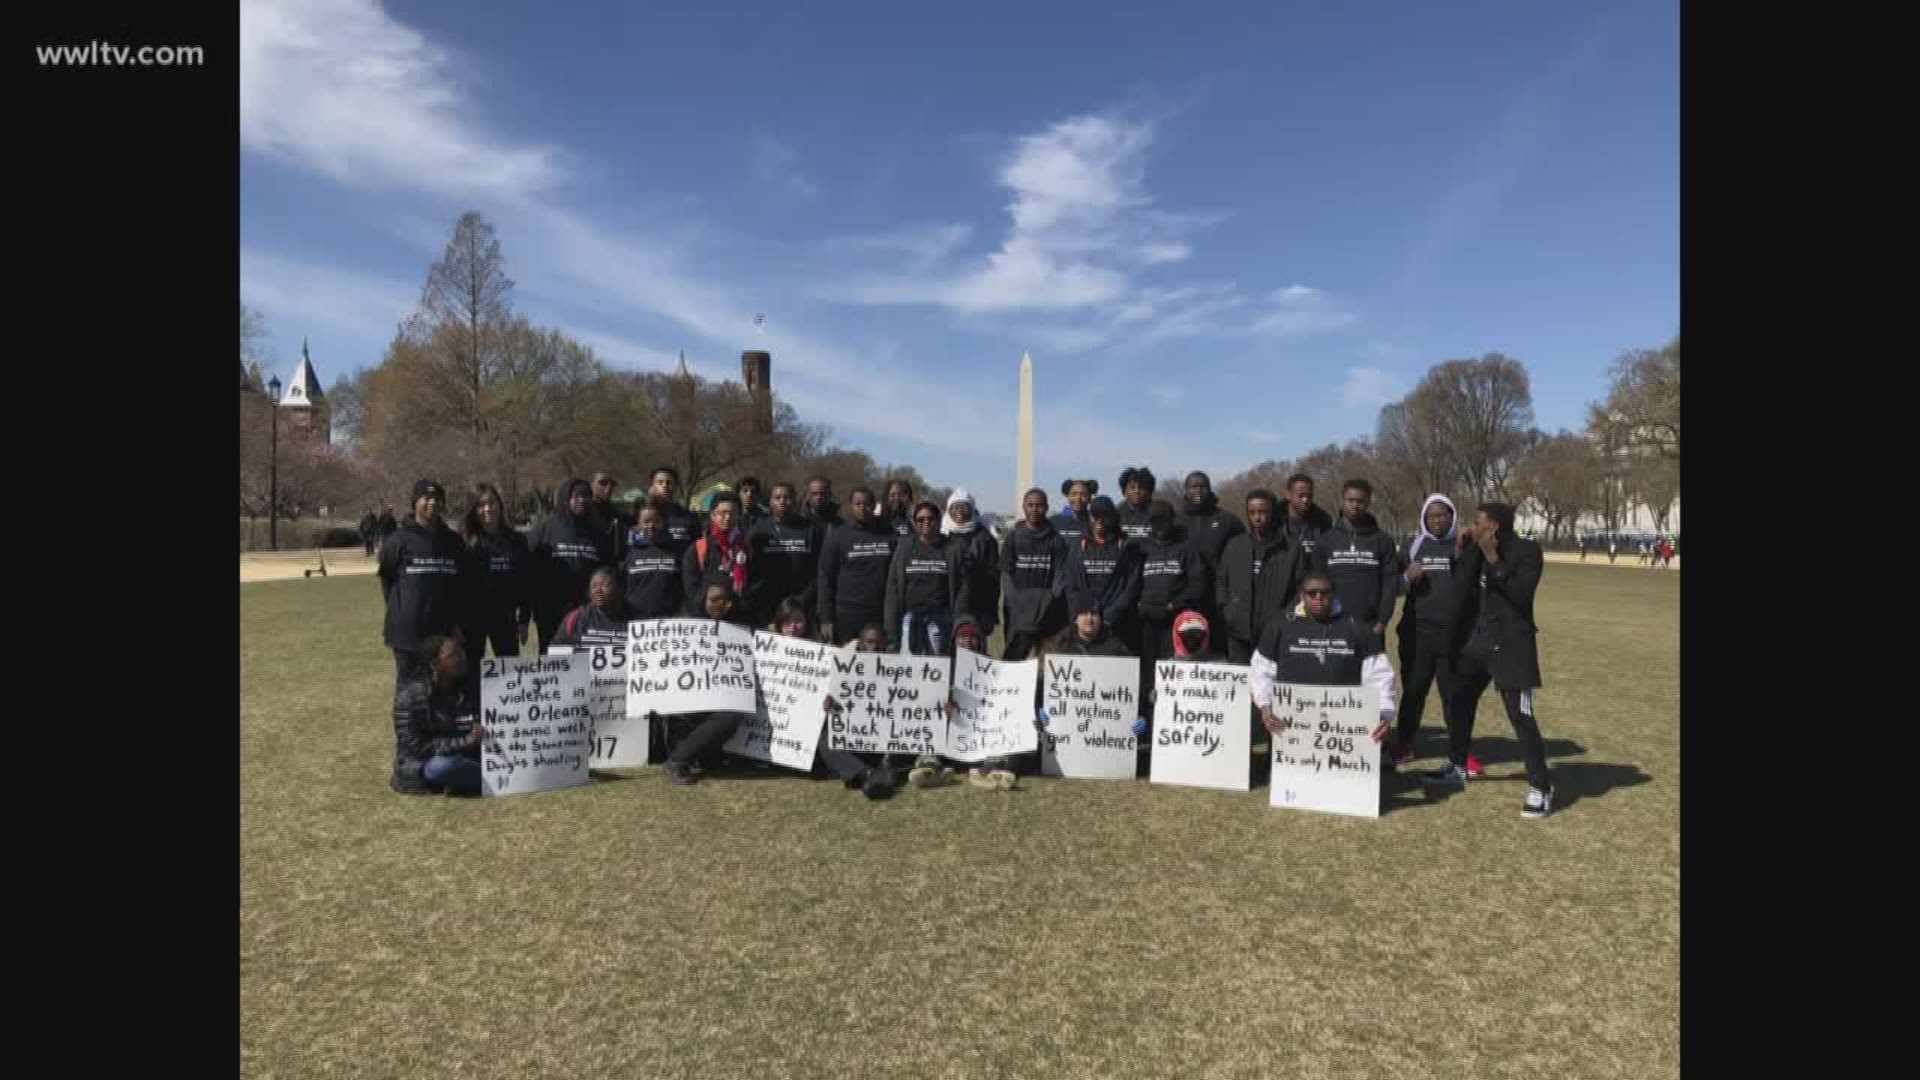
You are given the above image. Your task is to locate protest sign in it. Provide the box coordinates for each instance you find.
[585,644,647,768]
[1039,654,1141,778]
[825,650,947,755]
[1268,683,1382,818]
[626,619,758,715]
[723,632,837,771]
[944,648,1039,763]
[1148,660,1251,791]
[479,654,593,796]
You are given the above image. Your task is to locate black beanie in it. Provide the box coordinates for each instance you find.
[411,479,446,503]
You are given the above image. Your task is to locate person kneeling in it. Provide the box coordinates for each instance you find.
[390,634,488,797]
[1249,570,1397,780]
[660,581,752,786]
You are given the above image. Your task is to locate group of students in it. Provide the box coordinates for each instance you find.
[383,464,1559,818]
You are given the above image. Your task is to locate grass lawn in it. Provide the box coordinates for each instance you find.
[241,564,1679,1079]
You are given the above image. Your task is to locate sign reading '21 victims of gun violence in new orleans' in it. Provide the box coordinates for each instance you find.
[825,651,946,756]
[945,648,1039,763]
[627,619,758,716]
[1149,661,1251,791]
[722,632,837,771]
[480,654,594,796]
[1268,683,1382,818]
[1040,655,1141,779]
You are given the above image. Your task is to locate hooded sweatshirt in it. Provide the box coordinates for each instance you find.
[463,524,533,634]
[650,498,701,558]
[884,531,969,638]
[817,515,898,625]
[1050,507,1091,547]
[1169,610,1224,664]
[747,512,818,620]
[1248,599,1397,719]
[620,532,685,621]
[1321,511,1401,629]
[1180,491,1245,572]
[1214,522,1301,647]
[1283,503,1335,562]
[1136,526,1207,626]
[1054,625,1133,657]
[1398,494,1465,636]
[529,479,614,630]
[1118,499,1156,550]
[942,490,1001,635]
[802,497,843,546]
[551,602,631,649]
[378,515,468,650]
[1000,518,1070,634]
[1065,532,1142,630]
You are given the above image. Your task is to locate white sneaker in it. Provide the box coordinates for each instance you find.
[1521,787,1553,818]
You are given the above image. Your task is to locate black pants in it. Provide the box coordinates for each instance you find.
[665,712,744,767]
[1227,635,1254,665]
[1003,629,1045,660]
[362,538,377,556]
[1451,658,1551,792]
[1393,629,1459,752]
[464,621,522,668]
[1137,617,1172,714]
[394,648,423,689]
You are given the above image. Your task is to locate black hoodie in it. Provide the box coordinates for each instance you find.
[1000,520,1070,635]
[1065,534,1142,630]
[1215,524,1301,647]
[817,516,897,625]
[620,534,685,620]
[802,499,842,553]
[1136,528,1207,625]
[1283,503,1334,562]
[550,603,631,649]
[747,513,818,620]
[529,479,614,632]
[1399,516,1467,637]
[1049,508,1091,547]
[1117,500,1155,551]
[378,515,468,650]
[884,532,970,636]
[463,525,533,634]
[949,525,1000,635]
[1321,513,1401,629]
[1180,492,1245,572]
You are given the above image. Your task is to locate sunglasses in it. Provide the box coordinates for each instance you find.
[1303,588,1333,598]
[914,515,937,524]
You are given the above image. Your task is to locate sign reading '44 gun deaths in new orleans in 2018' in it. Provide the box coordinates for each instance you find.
[480,654,594,796]
[825,651,946,756]
[627,619,759,716]
[1269,683,1382,818]
[722,632,838,772]
[1040,654,1141,779]
[945,648,1039,763]
[1149,661,1251,791]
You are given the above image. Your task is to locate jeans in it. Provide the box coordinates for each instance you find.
[1451,653,1551,792]
[1393,629,1459,753]
[423,753,482,796]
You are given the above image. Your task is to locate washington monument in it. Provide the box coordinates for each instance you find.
[1016,352,1034,514]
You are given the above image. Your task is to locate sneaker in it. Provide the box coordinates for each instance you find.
[967,766,999,790]
[1464,753,1486,779]
[986,768,1018,791]
[665,761,697,786]
[1390,742,1414,768]
[861,767,896,801]
[1420,763,1468,786]
[907,755,939,788]
[1522,787,1553,818]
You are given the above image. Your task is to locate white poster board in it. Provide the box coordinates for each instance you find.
[479,654,593,796]
[1040,654,1141,779]
[1148,661,1251,791]
[585,644,647,768]
[1268,684,1382,818]
[944,648,1039,763]
[627,619,759,715]
[825,651,947,756]
[723,632,837,771]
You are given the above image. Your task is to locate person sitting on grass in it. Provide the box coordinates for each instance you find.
[390,634,486,797]
[657,580,753,786]
[1052,596,1133,657]
[816,620,911,799]
[1249,569,1396,776]
[549,567,630,649]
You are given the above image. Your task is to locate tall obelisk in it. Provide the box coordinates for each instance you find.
[1016,352,1034,514]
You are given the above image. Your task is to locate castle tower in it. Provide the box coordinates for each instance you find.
[279,338,328,441]
[742,350,772,434]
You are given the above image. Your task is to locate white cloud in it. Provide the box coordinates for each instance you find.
[240,248,415,345]
[240,0,563,198]
[1250,284,1359,337]
[749,132,818,198]
[1339,366,1401,410]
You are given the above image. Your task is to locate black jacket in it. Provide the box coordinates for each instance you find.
[1282,504,1334,563]
[377,517,468,650]
[1065,535,1142,629]
[802,500,842,550]
[1319,514,1401,629]
[1398,534,1468,637]
[1000,521,1070,635]
[463,527,533,633]
[1117,500,1155,550]
[1136,529,1207,625]
[620,541,685,621]
[1180,494,1244,575]
[887,513,914,540]
[747,514,818,620]
[1050,509,1090,547]
[390,675,476,793]
[376,511,398,538]
[681,528,752,616]
[650,499,701,558]
[1451,534,1544,690]
[529,480,614,629]
[949,527,1001,635]
[1215,526,1302,646]
[1054,628,1133,657]
[359,513,379,539]
[591,499,634,551]
[884,534,970,639]
[817,518,898,625]
[550,603,631,649]
[1256,608,1376,685]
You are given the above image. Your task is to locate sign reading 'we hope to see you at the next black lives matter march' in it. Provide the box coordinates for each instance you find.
[826,651,946,756]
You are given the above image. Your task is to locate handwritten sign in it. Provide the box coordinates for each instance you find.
[723,632,837,771]
[479,654,593,796]
[627,619,758,715]
[584,644,647,767]
[1268,683,1382,818]
[1148,661,1251,791]
[1040,655,1141,779]
[825,651,947,756]
[945,648,1039,763]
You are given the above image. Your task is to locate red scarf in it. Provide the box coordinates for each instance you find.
[707,525,749,594]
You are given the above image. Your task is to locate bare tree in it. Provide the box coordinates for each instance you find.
[1624,453,1681,533]
[1511,430,1602,542]
[1415,354,1535,503]
[1589,335,1679,463]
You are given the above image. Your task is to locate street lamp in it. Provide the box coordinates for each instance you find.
[266,374,282,551]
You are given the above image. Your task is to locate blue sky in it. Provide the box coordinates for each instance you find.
[241,0,1677,514]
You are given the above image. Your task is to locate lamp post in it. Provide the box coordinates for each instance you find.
[266,374,282,551]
